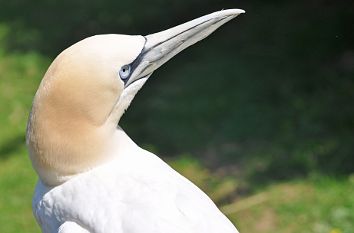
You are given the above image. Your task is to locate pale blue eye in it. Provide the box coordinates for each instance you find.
[119,65,131,80]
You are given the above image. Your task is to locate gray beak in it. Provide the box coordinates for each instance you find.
[125,9,245,87]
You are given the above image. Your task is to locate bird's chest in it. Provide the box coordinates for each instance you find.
[33,165,183,233]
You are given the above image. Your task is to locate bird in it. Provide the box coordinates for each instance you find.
[26,9,245,233]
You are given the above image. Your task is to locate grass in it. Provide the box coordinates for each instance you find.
[0,150,353,232]
[230,177,354,233]
[0,29,46,232]
[0,147,39,233]
[171,156,354,233]
[0,11,353,232]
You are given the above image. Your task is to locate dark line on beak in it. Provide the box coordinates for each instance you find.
[124,73,151,88]
[124,15,230,87]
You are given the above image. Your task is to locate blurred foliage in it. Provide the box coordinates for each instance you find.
[229,176,354,233]
[0,0,354,233]
[0,0,354,232]
[124,0,354,180]
[0,146,38,233]
[0,0,353,185]
[0,29,45,232]
[0,0,229,55]
[169,155,238,204]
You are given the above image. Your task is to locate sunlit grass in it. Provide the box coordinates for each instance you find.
[168,156,354,233]
[229,177,354,233]
[0,25,353,233]
[0,33,47,232]
[1,150,352,233]
[0,147,39,233]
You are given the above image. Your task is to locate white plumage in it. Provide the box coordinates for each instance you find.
[34,130,236,233]
[27,9,244,233]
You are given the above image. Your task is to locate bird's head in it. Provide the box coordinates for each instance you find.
[26,9,244,186]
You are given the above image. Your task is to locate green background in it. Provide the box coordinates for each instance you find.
[0,1,353,232]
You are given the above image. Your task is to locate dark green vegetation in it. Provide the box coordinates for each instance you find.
[0,1,353,232]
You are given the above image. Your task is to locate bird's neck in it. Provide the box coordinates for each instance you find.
[111,126,139,157]
[27,104,138,186]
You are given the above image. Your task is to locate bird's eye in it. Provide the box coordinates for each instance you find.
[119,65,131,80]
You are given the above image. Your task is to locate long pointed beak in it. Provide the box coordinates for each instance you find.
[125,9,245,87]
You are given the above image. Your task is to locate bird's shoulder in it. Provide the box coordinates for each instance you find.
[58,222,89,233]
[33,149,237,233]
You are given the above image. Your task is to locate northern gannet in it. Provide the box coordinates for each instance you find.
[26,9,244,233]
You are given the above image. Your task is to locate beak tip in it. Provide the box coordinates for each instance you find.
[220,9,246,16]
